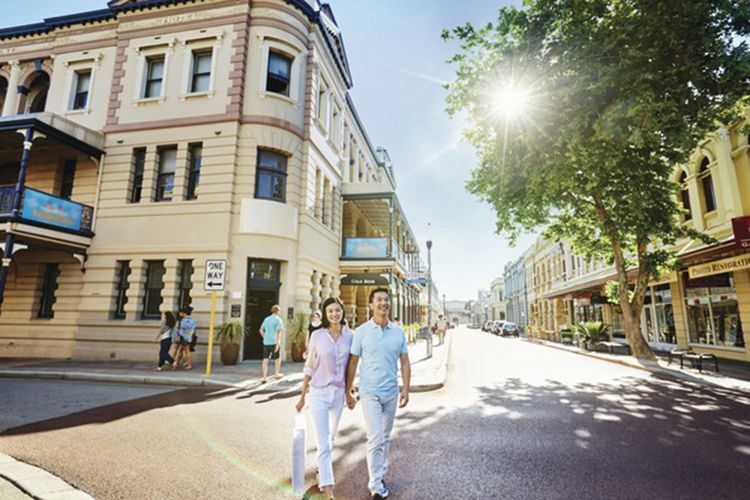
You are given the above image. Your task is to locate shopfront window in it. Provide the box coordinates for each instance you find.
[684,272,744,348]
[643,284,675,344]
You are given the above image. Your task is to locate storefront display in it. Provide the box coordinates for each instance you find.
[683,272,744,348]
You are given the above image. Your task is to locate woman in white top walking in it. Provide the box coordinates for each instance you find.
[295,297,354,500]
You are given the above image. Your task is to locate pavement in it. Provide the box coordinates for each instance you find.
[525,336,750,392]
[0,332,451,499]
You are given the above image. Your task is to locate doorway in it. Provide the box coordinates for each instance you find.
[243,259,281,360]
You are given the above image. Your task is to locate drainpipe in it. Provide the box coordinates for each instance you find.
[0,127,34,307]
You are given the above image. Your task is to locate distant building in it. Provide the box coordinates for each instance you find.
[488,277,506,320]
[504,256,527,332]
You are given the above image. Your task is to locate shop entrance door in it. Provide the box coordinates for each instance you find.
[243,260,281,360]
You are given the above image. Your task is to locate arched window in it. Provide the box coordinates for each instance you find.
[0,76,7,115]
[679,171,692,221]
[698,157,716,212]
[26,73,49,113]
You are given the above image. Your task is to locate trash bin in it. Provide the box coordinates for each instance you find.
[560,328,574,345]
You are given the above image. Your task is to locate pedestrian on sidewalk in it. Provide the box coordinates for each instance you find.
[173,306,196,370]
[304,310,323,360]
[435,314,449,345]
[345,288,411,500]
[154,311,177,371]
[260,304,284,383]
[295,297,354,500]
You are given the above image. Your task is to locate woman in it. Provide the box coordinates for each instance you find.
[308,310,323,340]
[154,311,176,371]
[295,297,353,500]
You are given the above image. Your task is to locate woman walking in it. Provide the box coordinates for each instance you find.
[295,297,353,500]
[154,311,176,371]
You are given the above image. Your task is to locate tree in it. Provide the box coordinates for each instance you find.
[443,0,749,360]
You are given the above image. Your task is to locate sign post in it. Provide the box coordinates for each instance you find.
[203,260,226,377]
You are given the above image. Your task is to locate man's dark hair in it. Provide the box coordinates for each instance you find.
[369,287,390,304]
[179,306,193,315]
[320,297,347,329]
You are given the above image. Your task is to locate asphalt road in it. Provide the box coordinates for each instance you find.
[1,328,750,499]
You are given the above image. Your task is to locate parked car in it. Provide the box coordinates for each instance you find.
[491,320,506,335]
[501,322,519,337]
[482,320,494,332]
[469,321,481,329]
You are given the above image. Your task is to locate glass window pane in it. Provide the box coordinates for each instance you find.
[258,150,286,171]
[76,71,90,93]
[149,59,164,79]
[146,80,161,98]
[268,52,291,78]
[195,52,212,73]
[192,74,210,93]
[159,148,177,174]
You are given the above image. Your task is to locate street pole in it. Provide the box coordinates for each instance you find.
[443,294,446,317]
[426,239,433,358]
[205,291,216,376]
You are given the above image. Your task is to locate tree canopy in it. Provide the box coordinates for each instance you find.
[443,0,749,358]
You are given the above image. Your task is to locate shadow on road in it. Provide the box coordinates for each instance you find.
[1,387,242,437]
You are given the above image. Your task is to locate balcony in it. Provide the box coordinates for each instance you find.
[0,185,94,251]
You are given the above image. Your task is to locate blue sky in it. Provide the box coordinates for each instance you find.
[7,1,538,300]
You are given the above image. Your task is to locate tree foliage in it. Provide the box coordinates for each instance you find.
[443,0,749,358]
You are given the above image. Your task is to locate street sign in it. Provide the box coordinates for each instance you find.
[405,278,428,285]
[203,259,226,291]
[340,273,389,286]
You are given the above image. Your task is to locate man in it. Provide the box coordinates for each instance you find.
[435,314,449,345]
[260,304,284,383]
[346,288,411,500]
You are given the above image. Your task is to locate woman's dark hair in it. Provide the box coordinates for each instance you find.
[321,297,346,329]
[164,311,177,329]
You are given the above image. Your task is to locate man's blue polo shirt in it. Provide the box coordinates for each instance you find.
[261,314,283,346]
[351,319,408,397]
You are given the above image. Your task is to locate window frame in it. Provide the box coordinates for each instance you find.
[129,148,146,203]
[678,171,692,221]
[143,54,166,99]
[37,264,60,319]
[177,259,194,310]
[189,49,213,94]
[254,148,288,203]
[186,143,202,200]
[112,260,130,320]
[266,50,292,96]
[71,69,91,111]
[698,158,716,213]
[142,260,166,320]
[155,146,177,202]
[59,159,77,200]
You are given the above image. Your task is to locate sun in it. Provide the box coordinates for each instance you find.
[492,85,529,119]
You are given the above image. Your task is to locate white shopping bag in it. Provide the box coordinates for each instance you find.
[291,412,306,494]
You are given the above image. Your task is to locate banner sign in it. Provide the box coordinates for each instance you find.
[340,273,389,286]
[21,188,82,231]
[732,216,750,250]
[343,238,388,258]
[688,254,750,279]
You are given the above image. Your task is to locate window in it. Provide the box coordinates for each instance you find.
[190,50,212,93]
[155,147,177,202]
[177,259,193,310]
[37,264,59,319]
[142,260,166,319]
[317,82,328,125]
[698,157,716,212]
[186,143,202,200]
[112,260,130,319]
[144,55,165,98]
[59,159,76,200]
[679,171,691,221]
[255,149,287,202]
[72,70,91,110]
[129,148,146,203]
[684,272,743,348]
[266,51,292,96]
[322,177,330,225]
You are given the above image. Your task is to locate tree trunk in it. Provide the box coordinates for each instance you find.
[620,300,656,361]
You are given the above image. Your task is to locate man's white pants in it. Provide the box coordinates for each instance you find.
[308,385,346,488]
[361,392,398,496]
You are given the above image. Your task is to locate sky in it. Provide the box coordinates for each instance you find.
[6,0,539,301]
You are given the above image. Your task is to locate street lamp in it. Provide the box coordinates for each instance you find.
[442,293,446,317]
[426,238,433,359]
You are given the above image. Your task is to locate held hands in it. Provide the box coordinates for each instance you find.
[295,396,305,413]
[346,391,357,410]
[399,388,409,408]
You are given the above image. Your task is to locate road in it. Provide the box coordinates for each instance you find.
[1,327,750,499]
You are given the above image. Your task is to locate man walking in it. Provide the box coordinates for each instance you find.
[435,314,449,345]
[260,304,284,383]
[346,288,411,499]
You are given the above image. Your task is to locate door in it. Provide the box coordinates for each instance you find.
[244,289,278,360]
[243,259,281,360]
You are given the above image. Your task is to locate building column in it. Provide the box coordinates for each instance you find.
[1,60,21,117]
[330,275,340,298]
[141,147,158,204]
[310,270,322,311]
[713,128,743,220]
[124,260,147,320]
[161,258,180,313]
[321,273,331,300]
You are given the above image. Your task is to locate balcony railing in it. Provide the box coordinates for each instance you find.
[0,185,93,234]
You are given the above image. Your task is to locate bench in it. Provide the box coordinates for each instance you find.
[682,352,719,373]
[668,348,690,366]
[595,341,631,355]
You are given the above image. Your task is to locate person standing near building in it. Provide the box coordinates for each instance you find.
[153,311,176,371]
[345,288,411,500]
[295,297,354,500]
[173,306,195,370]
[260,304,284,383]
[435,314,449,345]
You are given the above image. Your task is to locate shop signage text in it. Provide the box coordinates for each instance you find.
[339,273,389,286]
[688,253,750,279]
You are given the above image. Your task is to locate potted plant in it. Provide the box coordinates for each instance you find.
[573,321,610,350]
[288,312,309,363]
[214,321,246,365]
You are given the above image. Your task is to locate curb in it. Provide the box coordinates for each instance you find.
[0,369,239,389]
[523,338,750,391]
[411,331,452,392]
[0,453,93,500]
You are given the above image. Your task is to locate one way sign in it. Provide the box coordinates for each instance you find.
[203,259,226,292]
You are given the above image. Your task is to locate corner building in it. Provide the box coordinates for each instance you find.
[0,0,421,361]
